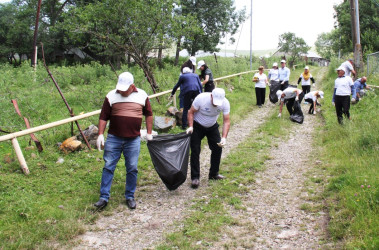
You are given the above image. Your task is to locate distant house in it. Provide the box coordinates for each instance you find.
[304,51,330,67]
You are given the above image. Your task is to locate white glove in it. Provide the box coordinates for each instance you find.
[281,81,284,85]
[186,126,193,134]
[146,133,153,141]
[168,95,173,101]
[278,113,281,118]
[268,83,271,87]
[217,137,226,147]
[313,111,317,115]
[312,83,315,87]
[295,96,299,101]
[97,134,104,151]
[332,102,335,106]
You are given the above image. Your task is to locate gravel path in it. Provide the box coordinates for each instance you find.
[74,102,275,249]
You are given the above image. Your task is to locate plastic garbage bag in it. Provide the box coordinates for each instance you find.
[269,81,281,103]
[290,100,304,124]
[147,132,191,190]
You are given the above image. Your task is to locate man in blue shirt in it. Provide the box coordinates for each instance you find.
[278,59,291,91]
[351,77,370,103]
[170,67,203,129]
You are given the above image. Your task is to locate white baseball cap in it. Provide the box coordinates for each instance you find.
[318,91,324,99]
[336,66,345,72]
[116,72,134,91]
[281,59,286,63]
[276,90,283,100]
[304,66,309,70]
[189,56,196,66]
[197,60,205,69]
[182,67,192,73]
[211,88,226,106]
[273,62,278,67]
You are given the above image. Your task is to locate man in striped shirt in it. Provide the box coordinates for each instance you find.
[94,72,153,210]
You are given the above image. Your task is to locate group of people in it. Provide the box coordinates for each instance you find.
[333,59,371,124]
[253,59,324,117]
[94,56,229,210]
[92,57,371,210]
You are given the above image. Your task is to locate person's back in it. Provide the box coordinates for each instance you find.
[177,73,202,94]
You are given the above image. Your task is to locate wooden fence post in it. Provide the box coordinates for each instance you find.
[11,138,30,175]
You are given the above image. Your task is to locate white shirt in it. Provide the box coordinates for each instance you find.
[281,87,302,101]
[299,73,313,86]
[335,76,354,96]
[305,91,318,102]
[340,61,354,77]
[253,72,267,88]
[268,69,279,81]
[192,92,230,128]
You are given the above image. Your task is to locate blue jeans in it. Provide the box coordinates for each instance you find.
[99,134,140,201]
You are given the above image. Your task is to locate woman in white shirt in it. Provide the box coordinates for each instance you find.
[253,66,269,107]
[333,66,354,124]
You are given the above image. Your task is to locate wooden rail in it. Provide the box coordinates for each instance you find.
[0,70,258,174]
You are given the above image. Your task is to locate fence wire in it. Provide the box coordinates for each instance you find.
[367,52,379,77]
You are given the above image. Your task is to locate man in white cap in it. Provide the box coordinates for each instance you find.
[332,66,354,124]
[94,72,153,210]
[278,59,290,91]
[339,59,356,79]
[186,88,231,188]
[276,87,304,117]
[304,90,324,114]
[197,60,215,92]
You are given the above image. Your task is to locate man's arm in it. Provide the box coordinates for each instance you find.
[145,115,153,134]
[187,105,197,127]
[279,100,284,115]
[222,114,230,138]
[98,119,107,135]
[171,78,182,96]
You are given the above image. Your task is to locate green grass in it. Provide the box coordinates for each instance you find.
[316,59,379,249]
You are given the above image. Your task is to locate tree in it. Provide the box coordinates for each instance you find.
[278,32,310,67]
[64,0,183,93]
[333,0,379,56]
[315,30,341,60]
[180,0,246,55]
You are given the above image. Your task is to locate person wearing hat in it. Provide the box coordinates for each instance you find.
[253,66,269,107]
[339,59,356,79]
[94,72,153,210]
[170,67,203,129]
[297,66,315,95]
[186,88,231,188]
[304,91,324,114]
[276,87,304,117]
[278,59,291,91]
[197,60,215,92]
[268,62,280,86]
[178,56,197,109]
[332,66,354,124]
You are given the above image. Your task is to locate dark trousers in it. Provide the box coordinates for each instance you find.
[280,81,289,91]
[182,91,199,129]
[335,95,350,124]
[305,98,314,113]
[204,82,215,92]
[255,87,266,106]
[190,121,222,180]
[302,85,311,95]
[286,92,304,115]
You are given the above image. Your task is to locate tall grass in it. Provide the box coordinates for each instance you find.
[318,59,379,249]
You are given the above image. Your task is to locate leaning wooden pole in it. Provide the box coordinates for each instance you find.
[40,43,91,150]
[12,138,30,175]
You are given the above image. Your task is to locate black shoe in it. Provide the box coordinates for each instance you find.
[191,179,200,189]
[126,198,136,209]
[93,199,108,210]
[209,174,225,180]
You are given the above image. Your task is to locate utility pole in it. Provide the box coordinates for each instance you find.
[249,0,253,70]
[31,0,42,69]
[349,0,363,74]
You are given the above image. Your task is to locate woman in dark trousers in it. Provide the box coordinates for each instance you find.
[197,60,215,92]
[332,66,354,124]
[253,66,269,107]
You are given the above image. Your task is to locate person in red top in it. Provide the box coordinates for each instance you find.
[94,72,153,210]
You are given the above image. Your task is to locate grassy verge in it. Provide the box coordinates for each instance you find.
[157,110,294,249]
[317,60,379,249]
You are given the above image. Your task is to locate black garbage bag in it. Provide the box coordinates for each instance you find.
[269,81,281,103]
[147,132,191,190]
[290,100,304,124]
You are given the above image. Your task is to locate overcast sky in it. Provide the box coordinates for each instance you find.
[219,0,343,51]
[0,0,343,51]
